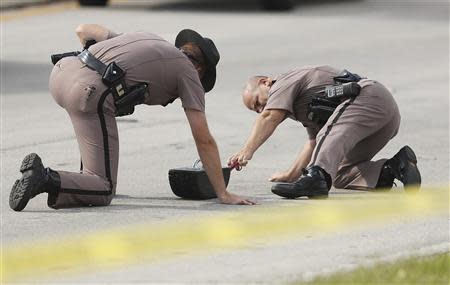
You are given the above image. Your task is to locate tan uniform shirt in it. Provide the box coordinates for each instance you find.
[264,65,343,138]
[89,31,205,112]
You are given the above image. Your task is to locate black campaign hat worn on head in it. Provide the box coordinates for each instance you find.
[175,29,220,93]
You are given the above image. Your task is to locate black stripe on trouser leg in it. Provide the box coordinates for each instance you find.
[310,97,356,166]
[58,188,112,195]
[97,90,114,191]
[59,90,113,196]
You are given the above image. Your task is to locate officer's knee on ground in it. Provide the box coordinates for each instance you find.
[332,180,345,189]
[47,193,114,209]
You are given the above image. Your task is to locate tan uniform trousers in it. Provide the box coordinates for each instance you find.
[309,79,401,190]
[48,57,119,208]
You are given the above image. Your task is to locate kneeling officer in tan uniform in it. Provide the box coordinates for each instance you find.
[10,24,255,211]
[228,66,421,198]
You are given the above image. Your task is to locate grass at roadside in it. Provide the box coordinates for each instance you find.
[300,252,449,285]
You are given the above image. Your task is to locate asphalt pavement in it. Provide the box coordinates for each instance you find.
[1,0,449,283]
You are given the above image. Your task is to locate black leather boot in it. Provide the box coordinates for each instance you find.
[271,166,331,199]
[9,153,61,211]
[375,146,421,190]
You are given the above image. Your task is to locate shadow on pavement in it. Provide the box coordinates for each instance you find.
[105,0,363,13]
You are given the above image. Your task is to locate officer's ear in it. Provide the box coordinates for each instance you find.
[260,77,271,87]
[194,64,204,78]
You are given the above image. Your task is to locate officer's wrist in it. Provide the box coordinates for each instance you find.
[241,147,254,159]
[217,193,228,202]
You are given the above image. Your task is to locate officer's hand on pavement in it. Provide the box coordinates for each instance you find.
[269,171,298,183]
[228,149,253,168]
[219,192,257,205]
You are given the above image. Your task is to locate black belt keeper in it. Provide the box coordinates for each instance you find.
[78,50,147,117]
[101,62,128,100]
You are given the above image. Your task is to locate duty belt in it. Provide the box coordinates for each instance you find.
[78,50,147,117]
[78,50,108,74]
[306,69,364,127]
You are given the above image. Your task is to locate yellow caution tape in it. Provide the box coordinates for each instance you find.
[2,186,449,283]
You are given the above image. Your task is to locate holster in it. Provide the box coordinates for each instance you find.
[308,97,341,127]
[114,83,147,116]
[307,70,364,127]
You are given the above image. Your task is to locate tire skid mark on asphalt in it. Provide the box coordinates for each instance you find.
[2,186,449,283]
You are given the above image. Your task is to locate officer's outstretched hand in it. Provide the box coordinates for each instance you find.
[219,192,256,205]
[228,149,253,168]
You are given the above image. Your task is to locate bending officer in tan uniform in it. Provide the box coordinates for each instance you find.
[228,66,421,198]
[10,24,255,211]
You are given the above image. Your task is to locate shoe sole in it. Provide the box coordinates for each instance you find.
[9,179,28,211]
[271,186,329,199]
[20,153,43,173]
[9,153,44,211]
[397,146,422,189]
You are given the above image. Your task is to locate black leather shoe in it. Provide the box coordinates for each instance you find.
[376,146,421,190]
[271,166,331,199]
[9,153,59,211]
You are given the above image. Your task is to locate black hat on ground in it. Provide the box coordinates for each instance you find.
[175,29,220,93]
